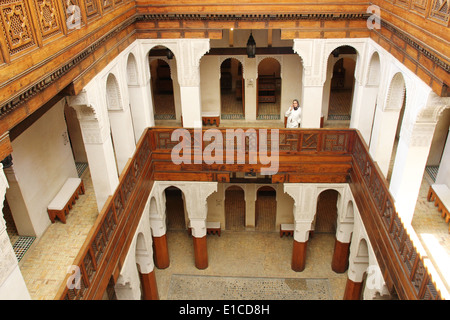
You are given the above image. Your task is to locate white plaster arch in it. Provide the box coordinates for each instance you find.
[366,51,381,87]
[384,72,406,112]
[256,56,283,79]
[126,52,139,86]
[135,232,154,274]
[106,73,123,111]
[218,56,246,79]
[322,42,363,85]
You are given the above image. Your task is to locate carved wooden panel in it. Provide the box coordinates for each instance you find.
[395,0,412,9]
[411,0,428,15]
[429,0,449,24]
[32,0,61,39]
[102,0,113,12]
[0,0,36,55]
[85,0,99,19]
[300,133,318,151]
[322,133,348,152]
[63,0,84,32]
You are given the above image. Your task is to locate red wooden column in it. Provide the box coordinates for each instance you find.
[193,235,208,269]
[152,234,170,269]
[139,270,159,300]
[343,278,363,300]
[291,240,307,272]
[331,240,350,273]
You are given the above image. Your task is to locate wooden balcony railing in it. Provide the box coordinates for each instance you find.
[55,127,442,300]
[56,128,153,300]
[350,130,441,300]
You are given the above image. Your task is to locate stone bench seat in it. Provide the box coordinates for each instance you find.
[47,178,85,224]
[206,221,221,236]
[201,112,220,127]
[280,223,294,237]
[427,184,450,232]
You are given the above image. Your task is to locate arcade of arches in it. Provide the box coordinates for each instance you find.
[0,14,449,301]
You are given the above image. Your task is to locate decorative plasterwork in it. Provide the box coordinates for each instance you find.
[416,92,450,123]
[151,181,217,237]
[67,90,110,144]
[176,39,210,87]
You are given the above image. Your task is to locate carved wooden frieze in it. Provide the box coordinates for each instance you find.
[0,0,36,55]
[33,0,61,39]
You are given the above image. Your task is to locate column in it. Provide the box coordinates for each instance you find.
[137,235,159,300]
[368,107,401,176]
[149,216,170,269]
[68,92,119,210]
[292,221,311,272]
[343,278,364,300]
[244,57,257,121]
[284,183,316,272]
[127,65,154,140]
[435,129,450,186]
[176,39,210,128]
[190,218,208,269]
[350,82,379,144]
[331,222,353,273]
[0,164,31,300]
[139,271,159,300]
[108,106,136,173]
[245,184,256,227]
[184,182,217,270]
[389,121,436,225]
[293,39,326,128]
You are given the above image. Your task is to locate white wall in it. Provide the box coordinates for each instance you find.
[9,99,78,237]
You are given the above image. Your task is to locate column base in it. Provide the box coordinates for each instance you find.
[291,240,307,272]
[139,270,159,300]
[331,239,350,273]
[153,235,170,269]
[343,278,363,300]
[193,236,208,269]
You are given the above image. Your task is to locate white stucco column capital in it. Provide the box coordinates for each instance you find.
[293,220,312,242]
[176,39,210,87]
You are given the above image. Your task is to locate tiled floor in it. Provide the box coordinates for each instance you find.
[154,230,348,300]
[17,169,98,300]
[12,163,450,300]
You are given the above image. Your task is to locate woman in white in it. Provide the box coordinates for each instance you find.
[285,99,301,128]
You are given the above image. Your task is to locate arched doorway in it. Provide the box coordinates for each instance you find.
[314,189,339,234]
[257,58,281,120]
[164,187,186,230]
[224,185,245,231]
[220,58,245,120]
[324,46,357,127]
[149,47,177,121]
[255,186,277,232]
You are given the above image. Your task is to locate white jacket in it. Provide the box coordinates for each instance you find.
[285,107,301,128]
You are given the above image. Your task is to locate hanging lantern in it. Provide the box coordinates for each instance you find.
[246,32,256,58]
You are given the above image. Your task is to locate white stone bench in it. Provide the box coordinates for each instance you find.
[206,221,221,236]
[201,112,220,127]
[427,184,450,232]
[280,223,294,237]
[47,178,85,224]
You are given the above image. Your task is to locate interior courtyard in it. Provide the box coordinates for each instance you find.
[0,0,449,302]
